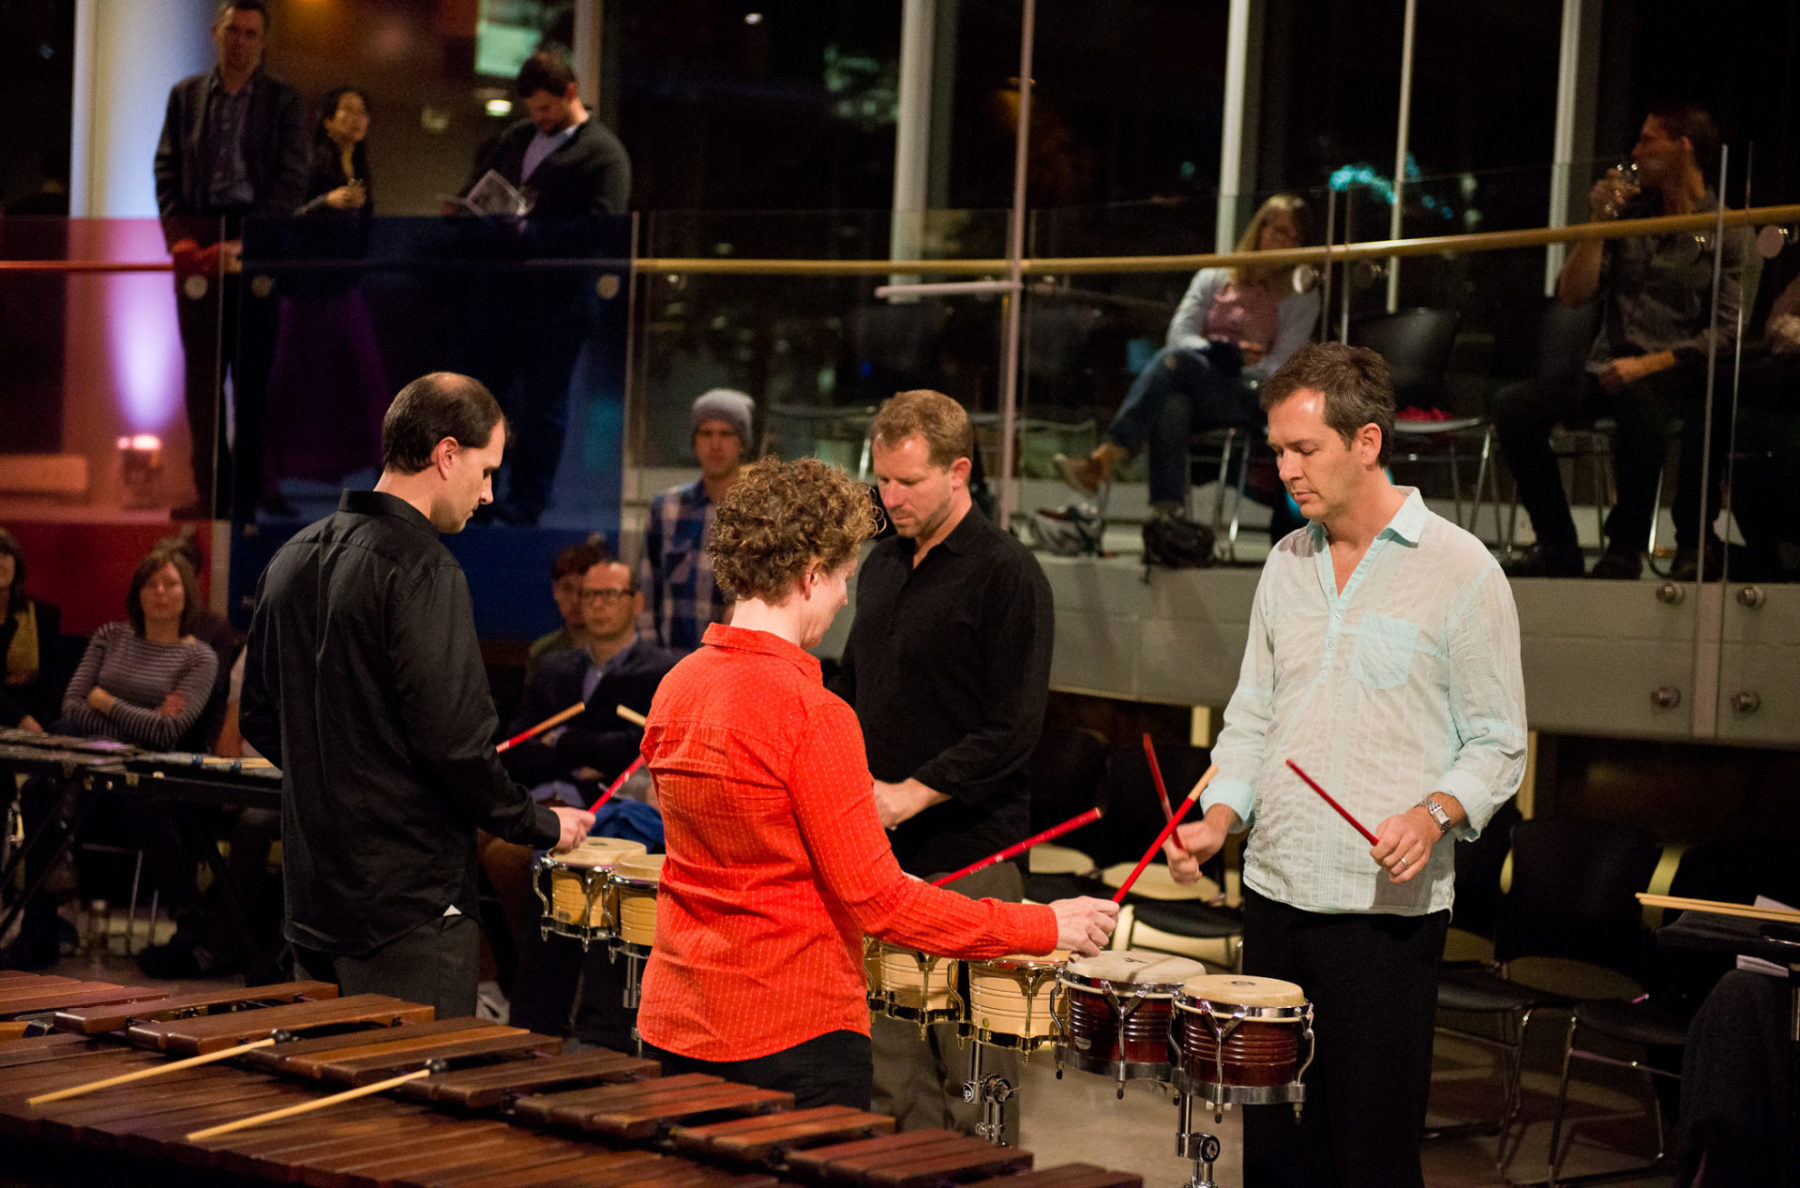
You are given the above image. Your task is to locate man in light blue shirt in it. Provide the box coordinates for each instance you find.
[1166,342,1526,1187]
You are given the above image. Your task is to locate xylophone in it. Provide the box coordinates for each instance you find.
[0,972,1143,1188]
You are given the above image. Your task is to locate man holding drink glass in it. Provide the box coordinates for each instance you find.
[1496,102,1750,581]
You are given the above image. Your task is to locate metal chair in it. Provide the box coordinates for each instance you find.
[1432,816,1662,1177]
[1544,836,1800,1186]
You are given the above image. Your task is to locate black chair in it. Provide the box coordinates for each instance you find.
[1096,743,1244,967]
[1433,816,1662,1176]
[1019,728,1110,904]
[1348,307,1461,409]
[1545,836,1800,1185]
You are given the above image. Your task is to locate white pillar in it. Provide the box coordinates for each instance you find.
[1546,0,1600,295]
[891,0,937,279]
[71,0,214,218]
[1385,0,1416,312]
[1214,0,1257,253]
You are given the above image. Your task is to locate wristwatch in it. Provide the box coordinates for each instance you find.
[1418,795,1452,836]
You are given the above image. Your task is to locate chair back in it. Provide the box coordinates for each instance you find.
[1347,308,1460,408]
[1537,297,1602,396]
[1450,798,1523,942]
[1492,816,1661,981]
[1653,836,1800,1014]
[1027,728,1109,835]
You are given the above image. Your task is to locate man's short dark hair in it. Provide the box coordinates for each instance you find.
[1260,342,1397,466]
[380,372,505,475]
[585,555,640,594]
[552,542,607,582]
[516,51,577,100]
[1646,101,1720,172]
[217,1,269,31]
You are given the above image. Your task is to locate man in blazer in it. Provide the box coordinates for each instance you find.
[455,51,631,525]
[153,0,310,520]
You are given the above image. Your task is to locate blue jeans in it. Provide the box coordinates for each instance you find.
[1106,345,1264,506]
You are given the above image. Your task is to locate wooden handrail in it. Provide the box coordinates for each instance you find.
[2,203,1796,279]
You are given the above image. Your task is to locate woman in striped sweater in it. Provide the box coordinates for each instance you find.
[61,549,218,750]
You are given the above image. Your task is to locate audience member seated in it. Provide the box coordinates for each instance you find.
[638,389,751,650]
[0,528,62,733]
[526,539,606,683]
[1674,966,1796,1185]
[483,555,677,1041]
[1054,193,1321,524]
[2,548,220,970]
[1496,102,1750,580]
[155,530,239,741]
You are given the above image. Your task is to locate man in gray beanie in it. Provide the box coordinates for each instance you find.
[636,389,753,649]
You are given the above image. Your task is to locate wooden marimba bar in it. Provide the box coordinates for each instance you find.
[0,973,1142,1188]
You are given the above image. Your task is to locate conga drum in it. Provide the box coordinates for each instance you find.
[1054,950,1205,1091]
[965,951,1068,1056]
[877,944,961,1026]
[1171,973,1313,1107]
[612,852,665,953]
[533,836,648,947]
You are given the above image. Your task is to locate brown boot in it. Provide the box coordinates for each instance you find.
[1054,442,1128,495]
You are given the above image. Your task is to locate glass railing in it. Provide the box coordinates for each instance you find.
[5,159,1800,738]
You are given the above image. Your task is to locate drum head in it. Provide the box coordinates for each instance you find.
[614,852,666,884]
[1063,949,1205,990]
[558,837,648,869]
[972,950,1069,975]
[1179,973,1306,1008]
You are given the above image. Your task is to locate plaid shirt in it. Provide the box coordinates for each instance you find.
[637,479,727,651]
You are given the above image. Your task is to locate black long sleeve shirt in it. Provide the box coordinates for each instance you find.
[241,490,559,955]
[833,505,1054,877]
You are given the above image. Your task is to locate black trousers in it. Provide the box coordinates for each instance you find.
[1493,365,1716,556]
[294,912,480,1019]
[173,268,280,518]
[1240,889,1449,1188]
[644,1030,873,1111]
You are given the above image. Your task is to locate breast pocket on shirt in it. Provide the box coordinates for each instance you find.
[1350,613,1419,690]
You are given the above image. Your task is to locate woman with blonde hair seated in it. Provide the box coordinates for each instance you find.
[1059,192,1320,518]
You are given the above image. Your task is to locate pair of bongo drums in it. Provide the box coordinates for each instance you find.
[534,837,666,954]
[1055,950,1312,1106]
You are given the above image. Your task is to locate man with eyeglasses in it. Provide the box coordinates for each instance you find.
[487,555,677,1043]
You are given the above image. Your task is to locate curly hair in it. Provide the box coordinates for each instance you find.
[709,458,882,602]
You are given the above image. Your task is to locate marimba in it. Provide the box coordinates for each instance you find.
[0,973,1142,1187]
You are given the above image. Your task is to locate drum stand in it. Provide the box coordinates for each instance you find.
[1174,1092,1224,1188]
[962,1039,1017,1146]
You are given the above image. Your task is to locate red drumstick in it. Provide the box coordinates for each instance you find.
[495,701,584,753]
[928,807,1103,888]
[1112,764,1219,903]
[587,755,646,815]
[1143,734,1176,823]
[1284,758,1379,845]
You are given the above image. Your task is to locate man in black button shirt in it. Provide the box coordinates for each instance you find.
[241,373,592,1017]
[834,388,1054,1140]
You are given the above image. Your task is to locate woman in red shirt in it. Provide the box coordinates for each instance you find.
[638,457,1117,1109]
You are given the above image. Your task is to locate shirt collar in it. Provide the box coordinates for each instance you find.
[1303,486,1427,548]
[1380,487,1429,546]
[700,622,821,680]
[340,489,437,536]
[901,500,985,561]
[207,67,258,97]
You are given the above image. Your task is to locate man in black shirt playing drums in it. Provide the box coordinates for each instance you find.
[242,373,592,1017]
[834,389,1055,1142]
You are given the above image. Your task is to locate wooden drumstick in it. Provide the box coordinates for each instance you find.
[1112,764,1218,903]
[185,1061,442,1141]
[615,704,648,728]
[1636,893,1800,924]
[28,1034,278,1105]
[495,702,585,753]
